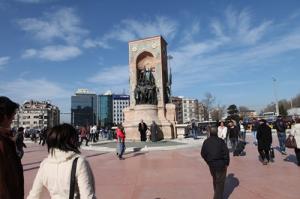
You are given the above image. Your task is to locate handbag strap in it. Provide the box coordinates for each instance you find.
[69,157,79,199]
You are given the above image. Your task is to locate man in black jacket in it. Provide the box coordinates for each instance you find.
[138,120,148,142]
[275,115,287,155]
[201,127,230,199]
[256,119,272,165]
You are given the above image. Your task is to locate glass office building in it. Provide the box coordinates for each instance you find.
[71,89,97,126]
[98,94,113,127]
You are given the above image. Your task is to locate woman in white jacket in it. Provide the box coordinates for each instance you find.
[291,118,300,166]
[27,124,96,199]
[218,121,227,143]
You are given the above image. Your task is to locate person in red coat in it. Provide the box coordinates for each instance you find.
[116,124,126,160]
[0,96,24,199]
[79,126,89,146]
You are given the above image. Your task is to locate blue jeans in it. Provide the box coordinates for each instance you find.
[117,142,125,158]
[192,128,197,139]
[252,131,257,144]
[277,132,286,152]
[239,131,246,142]
[230,138,238,152]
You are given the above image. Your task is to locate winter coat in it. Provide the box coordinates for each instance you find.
[290,123,300,149]
[150,122,158,142]
[275,119,286,132]
[27,149,96,199]
[256,123,272,150]
[80,128,88,138]
[0,129,24,199]
[16,131,26,151]
[217,126,227,140]
[138,122,148,133]
[228,126,239,139]
[116,128,125,143]
[201,135,230,170]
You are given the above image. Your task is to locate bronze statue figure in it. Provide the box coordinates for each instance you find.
[135,67,158,105]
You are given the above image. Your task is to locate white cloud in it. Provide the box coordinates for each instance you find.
[82,39,110,49]
[289,9,300,19]
[0,56,10,67]
[181,21,201,43]
[88,65,129,92]
[102,16,178,43]
[0,78,71,100]
[39,45,81,61]
[89,65,128,84]
[17,8,88,44]
[171,25,300,92]
[21,49,37,58]
[22,45,81,61]
[211,7,272,45]
[0,78,72,122]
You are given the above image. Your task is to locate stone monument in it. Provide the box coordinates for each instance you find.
[123,36,176,140]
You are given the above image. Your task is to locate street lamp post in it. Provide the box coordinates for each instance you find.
[272,77,279,116]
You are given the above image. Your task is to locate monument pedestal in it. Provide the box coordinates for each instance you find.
[123,104,175,140]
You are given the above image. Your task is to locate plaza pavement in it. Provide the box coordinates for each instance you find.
[23,134,300,199]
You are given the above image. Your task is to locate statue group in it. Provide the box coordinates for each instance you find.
[134,67,158,105]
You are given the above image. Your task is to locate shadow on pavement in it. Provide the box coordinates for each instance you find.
[284,154,298,165]
[224,173,239,199]
[85,152,109,159]
[124,152,147,159]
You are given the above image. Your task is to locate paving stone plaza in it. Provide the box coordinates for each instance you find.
[23,135,300,199]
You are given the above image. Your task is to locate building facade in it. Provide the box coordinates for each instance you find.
[171,96,183,124]
[198,102,208,122]
[112,94,130,125]
[98,91,113,127]
[182,98,199,123]
[12,100,60,129]
[71,89,97,127]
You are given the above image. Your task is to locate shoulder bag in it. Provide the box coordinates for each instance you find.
[285,135,297,149]
[69,157,79,199]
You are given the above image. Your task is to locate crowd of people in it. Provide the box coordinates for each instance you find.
[1,95,300,199]
[202,116,300,198]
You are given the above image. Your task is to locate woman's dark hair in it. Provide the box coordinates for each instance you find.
[0,96,19,123]
[218,120,225,126]
[46,123,80,155]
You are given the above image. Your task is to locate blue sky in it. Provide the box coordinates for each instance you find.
[0,0,300,122]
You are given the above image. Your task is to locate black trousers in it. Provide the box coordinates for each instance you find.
[258,148,270,161]
[39,136,46,145]
[209,167,227,199]
[80,137,89,146]
[140,131,147,141]
[295,148,300,165]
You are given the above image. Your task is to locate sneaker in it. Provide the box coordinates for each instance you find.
[263,159,268,165]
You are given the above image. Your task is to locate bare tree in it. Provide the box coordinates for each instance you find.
[263,103,276,113]
[239,106,250,112]
[239,106,250,119]
[292,94,300,107]
[202,92,216,120]
[211,105,226,121]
